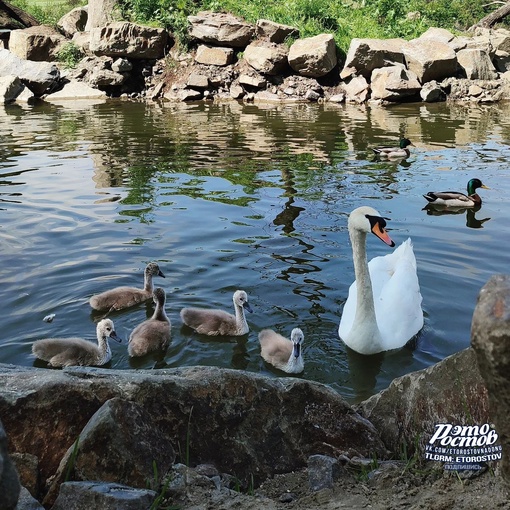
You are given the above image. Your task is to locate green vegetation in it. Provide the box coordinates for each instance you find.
[11,0,505,52]
[11,0,85,27]
[56,41,83,68]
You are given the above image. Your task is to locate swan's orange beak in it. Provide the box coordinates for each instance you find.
[372,222,395,247]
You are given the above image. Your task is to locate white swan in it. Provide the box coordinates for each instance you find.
[338,206,423,355]
[258,327,304,374]
[180,290,252,336]
[32,319,122,367]
[128,287,171,357]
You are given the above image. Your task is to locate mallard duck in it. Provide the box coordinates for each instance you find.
[338,206,423,355]
[89,262,165,312]
[128,288,171,357]
[258,327,304,374]
[423,178,490,207]
[372,137,413,158]
[180,290,253,336]
[32,319,122,367]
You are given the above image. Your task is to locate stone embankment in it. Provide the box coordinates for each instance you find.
[1,275,510,509]
[2,6,510,104]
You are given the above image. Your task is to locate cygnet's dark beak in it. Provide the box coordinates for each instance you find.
[293,342,301,358]
[158,269,166,278]
[243,302,253,313]
[109,330,122,343]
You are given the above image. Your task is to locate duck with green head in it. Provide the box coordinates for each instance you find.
[372,137,414,159]
[423,178,490,207]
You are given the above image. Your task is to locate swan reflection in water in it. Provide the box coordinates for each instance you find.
[423,204,491,229]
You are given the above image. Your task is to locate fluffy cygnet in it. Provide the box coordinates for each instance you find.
[89,262,165,312]
[32,318,121,367]
[258,327,304,374]
[180,290,252,336]
[128,287,171,357]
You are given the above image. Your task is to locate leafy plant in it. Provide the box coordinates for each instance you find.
[56,42,83,69]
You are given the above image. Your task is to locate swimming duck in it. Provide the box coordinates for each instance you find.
[423,178,490,207]
[128,287,171,357]
[32,318,121,367]
[372,137,413,159]
[180,290,253,336]
[258,327,304,374]
[338,206,423,355]
[89,262,165,312]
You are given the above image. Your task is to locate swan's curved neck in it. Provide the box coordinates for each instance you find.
[144,272,154,292]
[153,299,169,321]
[97,334,112,364]
[350,226,382,346]
[234,303,249,333]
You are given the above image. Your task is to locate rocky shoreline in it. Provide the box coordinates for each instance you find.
[2,3,510,105]
[1,275,510,509]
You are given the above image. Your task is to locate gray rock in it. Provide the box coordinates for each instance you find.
[403,38,457,83]
[359,348,489,458]
[239,73,267,89]
[343,75,369,103]
[229,84,244,99]
[111,58,132,73]
[307,454,343,491]
[0,49,59,95]
[44,80,107,101]
[288,34,337,78]
[0,75,24,103]
[188,11,254,48]
[85,0,118,31]
[14,486,43,510]
[10,453,39,500]
[8,26,66,62]
[57,6,88,38]
[342,38,406,78]
[370,65,421,101]
[45,398,176,505]
[187,73,209,89]
[0,419,20,510]
[244,41,289,76]
[457,48,498,80]
[418,27,455,44]
[90,22,168,59]
[471,274,510,487]
[0,365,387,500]
[255,19,299,44]
[195,45,235,66]
[51,482,156,510]
[420,80,445,102]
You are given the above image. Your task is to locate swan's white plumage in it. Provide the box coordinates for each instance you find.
[339,207,423,355]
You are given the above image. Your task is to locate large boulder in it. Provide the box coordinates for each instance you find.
[57,6,88,38]
[85,0,119,31]
[0,49,60,95]
[188,11,255,48]
[255,19,299,44]
[403,38,457,83]
[195,45,234,66]
[288,34,337,78]
[8,25,66,61]
[0,419,20,510]
[457,48,498,80]
[471,275,510,486]
[342,38,406,78]
[370,65,421,101]
[0,365,387,502]
[0,75,24,103]
[244,41,289,75]
[89,22,169,59]
[358,348,490,456]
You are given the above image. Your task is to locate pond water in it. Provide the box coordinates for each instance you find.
[1,98,509,403]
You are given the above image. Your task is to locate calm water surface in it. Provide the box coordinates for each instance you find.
[1,98,510,403]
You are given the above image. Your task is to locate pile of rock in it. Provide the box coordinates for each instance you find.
[3,5,510,104]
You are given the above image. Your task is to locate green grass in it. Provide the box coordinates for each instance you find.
[10,0,506,53]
